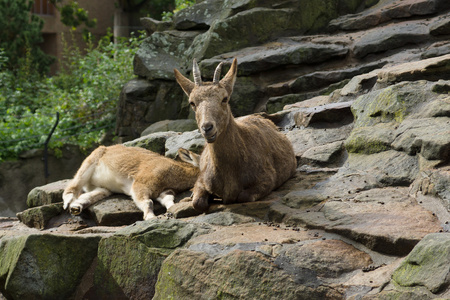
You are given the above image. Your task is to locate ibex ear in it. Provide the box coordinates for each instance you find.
[220,58,238,96]
[177,148,200,167]
[174,69,195,97]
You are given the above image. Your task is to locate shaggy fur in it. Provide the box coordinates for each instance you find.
[174,58,297,212]
[63,145,200,219]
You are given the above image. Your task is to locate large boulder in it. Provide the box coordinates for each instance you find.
[380,233,450,298]
[92,219,211,299]
[0,234,101,299]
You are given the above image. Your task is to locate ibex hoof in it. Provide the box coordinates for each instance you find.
[70,205,82,215]
[193,197,210,213]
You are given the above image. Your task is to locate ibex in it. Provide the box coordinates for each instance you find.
[174,58,297,212]
[63,145,200,220]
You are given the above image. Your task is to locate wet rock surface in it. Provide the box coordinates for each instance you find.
[2,0,450,299]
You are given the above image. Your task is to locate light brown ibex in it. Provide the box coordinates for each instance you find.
[174,58,297,212]
[63,145,200,220]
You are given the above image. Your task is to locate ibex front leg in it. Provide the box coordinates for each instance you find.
[192,182,213,212]
[69,187,112,215]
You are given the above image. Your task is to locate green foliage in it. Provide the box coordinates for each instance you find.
[50,0,97,41]
[0,32,145,161]
[162,0,195,21]
[0,0,54,74]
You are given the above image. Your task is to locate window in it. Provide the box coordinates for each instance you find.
[32,0,55,16]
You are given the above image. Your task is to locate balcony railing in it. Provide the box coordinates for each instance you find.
[32,0,55,16]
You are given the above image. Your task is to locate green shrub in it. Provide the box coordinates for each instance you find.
[0,31,145,161]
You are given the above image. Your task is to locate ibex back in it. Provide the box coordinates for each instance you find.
[63,145,200,220]
[174,58,297,212]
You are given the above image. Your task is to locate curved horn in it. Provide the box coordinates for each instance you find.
[213,62,223,84]
[193,59,202,86]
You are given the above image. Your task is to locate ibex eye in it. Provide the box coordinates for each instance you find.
[222,97,228,103]
[190,102,196,109]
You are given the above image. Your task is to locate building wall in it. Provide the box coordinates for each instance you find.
[33,0,116,74]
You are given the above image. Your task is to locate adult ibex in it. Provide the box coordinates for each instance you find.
[174,58,297,212]
[63,145,200,220]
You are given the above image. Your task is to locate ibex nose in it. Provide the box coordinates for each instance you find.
[201,122,217,143]
[201,122,214,133]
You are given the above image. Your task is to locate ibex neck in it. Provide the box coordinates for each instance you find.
[208,116,243,161]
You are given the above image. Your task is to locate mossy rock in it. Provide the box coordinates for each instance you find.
[26,180,68,208]
[93,219,211,299]
[124,131,178,155]
[351,81,436,128]
[16,202,64,230]
[344,123,396,154]
[0,234,100,299]
[392,233,450,294]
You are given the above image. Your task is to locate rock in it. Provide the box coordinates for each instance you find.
[345,122,396,155]
[352,22,429,58]
[288,101,354,128]
[350,81,439,128]
[26,179,68,208]
[329,0,448,31]
[343,150,420,186]
[0,234,101,299]
[191,211,255,226]
[92,219,211,299]
[282,189,329,209]
[116,78,189,142]
[391,233,450,294]
[377,54,450,85]
[422,42,450,59]
[286,123,353,157]
[154,249,343,299]
[141,119,198,136]
[278,187,442,255]
[429,13,450,35]
[279,239,372,278]
[87,195,144,226]
[300,141,345,166]
[410,168,450,212]
[5,0,450,298]
[202,39,349,76]
[288,61,384,94]
[392,117,450,161]
[164,130,205,158]
[173,0,230,30]
[339,72,378,97]
[16,203,64,230]
[140,17,172,34]
[167,200,201,219]
[134,30,200,80]
[123,131,178,154]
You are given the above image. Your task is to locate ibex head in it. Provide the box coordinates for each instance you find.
[174,58,238,143]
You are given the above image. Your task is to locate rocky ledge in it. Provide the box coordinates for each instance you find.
[2,53,450,300]
[2,0,450,299]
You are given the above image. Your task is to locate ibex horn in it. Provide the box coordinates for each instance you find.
[213,62,223,84]
[193,59,202,86]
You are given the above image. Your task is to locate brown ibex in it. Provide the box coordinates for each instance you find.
[63,145,200,220]
[174,58,297,212]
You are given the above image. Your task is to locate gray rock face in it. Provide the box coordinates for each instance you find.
[3,0,450,299]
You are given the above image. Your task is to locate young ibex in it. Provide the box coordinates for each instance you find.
[174,58,297,212]
[63,145,200,220]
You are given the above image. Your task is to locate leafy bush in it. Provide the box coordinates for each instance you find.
[0,32,144,161]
